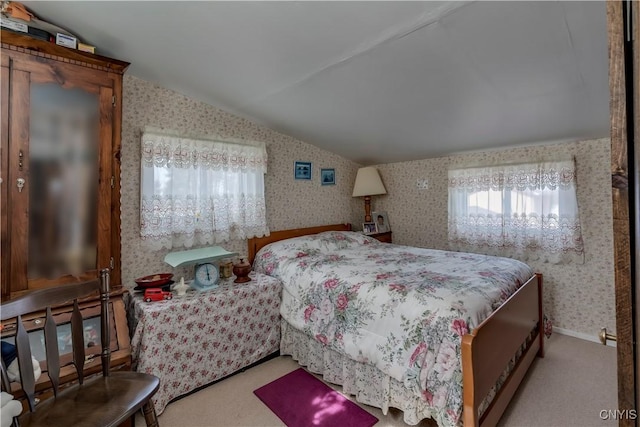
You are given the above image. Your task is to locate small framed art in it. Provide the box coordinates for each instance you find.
[372,211,390,233]
[321,168,335,185]
[362,222,378,235]
[294,161,312,180]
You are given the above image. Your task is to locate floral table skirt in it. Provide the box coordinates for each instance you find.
[128,273,282,414]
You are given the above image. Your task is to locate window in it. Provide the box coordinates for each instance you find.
[140,129,269,250]
[448,159,584,263]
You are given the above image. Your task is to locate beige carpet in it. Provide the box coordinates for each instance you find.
[137,334,616,427]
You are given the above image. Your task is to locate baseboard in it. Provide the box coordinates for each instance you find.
[553,327,617,348]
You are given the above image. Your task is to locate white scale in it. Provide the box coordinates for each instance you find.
[164,246,238,290]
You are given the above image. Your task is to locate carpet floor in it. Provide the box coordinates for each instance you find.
[137,333,617,427]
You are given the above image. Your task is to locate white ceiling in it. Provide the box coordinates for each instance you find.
[22,1,610,165]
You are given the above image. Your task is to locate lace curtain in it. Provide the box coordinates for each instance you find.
[448,159,584,264]
[140,129,269,250]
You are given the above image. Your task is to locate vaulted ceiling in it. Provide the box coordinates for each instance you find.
[22,1,610,165]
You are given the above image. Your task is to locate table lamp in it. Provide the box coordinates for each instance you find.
[352,166,387,222]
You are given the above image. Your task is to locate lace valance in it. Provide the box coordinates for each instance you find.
[141,129,267,172]
[448,161,577,192]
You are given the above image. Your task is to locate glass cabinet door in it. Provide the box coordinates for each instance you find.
[28,84,99,281]
[6,60,114,294]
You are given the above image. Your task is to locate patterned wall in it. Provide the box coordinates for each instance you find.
[120,75,362,286]
[120,75,613,337]
[374,138,615,337]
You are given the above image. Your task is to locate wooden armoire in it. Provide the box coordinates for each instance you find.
[1,29,127,298]
[1,30,132,399]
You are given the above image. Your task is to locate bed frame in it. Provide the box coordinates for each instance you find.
[248,223,544,427]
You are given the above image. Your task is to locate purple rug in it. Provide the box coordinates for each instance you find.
[253,368,378,427]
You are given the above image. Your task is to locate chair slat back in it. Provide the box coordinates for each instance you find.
[71,300,86,385]
[0,358,10,393]
[16,314,36,411]
[43,307,60,397]
[0,272,110,413]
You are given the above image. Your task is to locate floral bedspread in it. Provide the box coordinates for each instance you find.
[253,231,533,426]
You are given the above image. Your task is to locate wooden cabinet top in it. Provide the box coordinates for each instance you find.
[1,30,129,74]
[370,231,392,243]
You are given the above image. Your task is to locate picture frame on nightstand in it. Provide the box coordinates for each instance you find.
[363,222,378,235]
[372,211,391,233]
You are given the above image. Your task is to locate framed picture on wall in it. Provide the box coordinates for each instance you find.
[321,168,335,185]
[294,161,312,180]
[372,211,390,233]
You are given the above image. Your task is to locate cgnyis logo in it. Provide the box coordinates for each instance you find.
[599,409,638,420]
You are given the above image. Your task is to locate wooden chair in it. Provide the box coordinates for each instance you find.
[0,269,160,427]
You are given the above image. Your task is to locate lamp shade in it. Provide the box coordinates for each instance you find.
[352,167,387,197]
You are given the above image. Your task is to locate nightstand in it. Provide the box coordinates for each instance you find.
[128,273,282,414]
[370,231,392,243]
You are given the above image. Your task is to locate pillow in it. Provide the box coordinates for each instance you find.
[314,231,379,250]
[253,231,380,276]
[253,235,326,275]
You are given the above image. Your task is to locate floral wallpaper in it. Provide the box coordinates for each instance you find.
[120,75,613,339]
[120,75,361,287]
[374,138,615,338]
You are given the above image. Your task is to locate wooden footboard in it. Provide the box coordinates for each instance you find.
[461,273,543,427]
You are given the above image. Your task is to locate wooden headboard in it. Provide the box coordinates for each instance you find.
[247,223,352,265]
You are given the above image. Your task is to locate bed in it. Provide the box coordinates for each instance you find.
[248,224,543,427]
